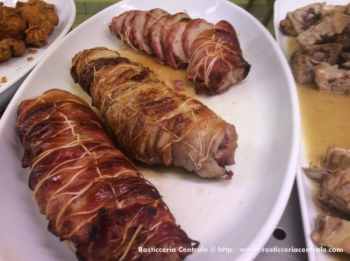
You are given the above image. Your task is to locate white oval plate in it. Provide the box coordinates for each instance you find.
[0,0,300,260]
[274,0,348,260]
[0,0,76,111]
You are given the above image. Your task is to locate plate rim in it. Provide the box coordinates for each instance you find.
[0,1,301,260]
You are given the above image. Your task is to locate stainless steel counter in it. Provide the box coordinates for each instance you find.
[257,181,308,261]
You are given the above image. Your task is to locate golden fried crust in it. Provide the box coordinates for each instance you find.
[0,3,27,41]
[1,38,26,56]
[0,41,11,62]
[16,0,59,46]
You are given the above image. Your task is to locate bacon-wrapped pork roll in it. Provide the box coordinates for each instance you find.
[17,89,198,261]
[71,47,238,179]
[109,8,250,94]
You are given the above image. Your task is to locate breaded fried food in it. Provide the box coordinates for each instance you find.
[1,38,26,56]
[0,2,27,41]
[0,41,11,62]
[16,0,59,47]
[0,38,26,63]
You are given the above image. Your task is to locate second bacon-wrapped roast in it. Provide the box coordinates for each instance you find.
[70,47,238,179]
[109,8,250,94]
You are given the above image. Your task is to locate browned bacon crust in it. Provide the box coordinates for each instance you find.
[70,47,238,179]
[17,89,198,261]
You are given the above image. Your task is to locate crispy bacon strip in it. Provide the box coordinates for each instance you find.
[17,89,198,261]
[70,47,238,179]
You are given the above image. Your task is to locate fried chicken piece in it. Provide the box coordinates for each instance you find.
[16,0,59,47]
[0,2,27,41]
[0,41,11,62]
[1,38,26,56]
[0,38,26,63]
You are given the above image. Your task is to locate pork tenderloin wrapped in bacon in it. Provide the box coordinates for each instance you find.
[17,89,198,261]
[70,47,238,179]
[109,8,250,94]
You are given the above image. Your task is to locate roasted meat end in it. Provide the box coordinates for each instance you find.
[297,13,350,47]
[311,214,350,254]
[0,3,27,41]
[289,43,342,84]
[322,147,350,170]
[279,3,323,36]
[314,62,350,94]
[109,9,250,93]
[188,28,250,93]
[164,18,191,68]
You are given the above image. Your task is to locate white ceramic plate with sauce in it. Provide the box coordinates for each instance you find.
[274,0,350,260]
[0,0,76,111]
[0,0,300,260]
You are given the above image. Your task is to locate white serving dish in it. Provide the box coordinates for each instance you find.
[274,0,349,260]
[0,0,300,260]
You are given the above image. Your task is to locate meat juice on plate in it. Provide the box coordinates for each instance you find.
[118,47,196,98]
[287,36,350,261]
[286,37,350,165]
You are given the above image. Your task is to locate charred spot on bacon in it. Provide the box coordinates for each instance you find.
[70,47,238,179]
[109,8,250,94]
[17,89,198,261]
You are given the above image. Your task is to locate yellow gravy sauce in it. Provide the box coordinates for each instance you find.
[287,36,350,260]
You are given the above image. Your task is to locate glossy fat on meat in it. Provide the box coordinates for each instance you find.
[182,18,214,57]
[144,8,169,43]
[164,18,191,68]
[149,15,169,64]
[17,88,199,261]
[71,47,238,179]
[129,11,153,54]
